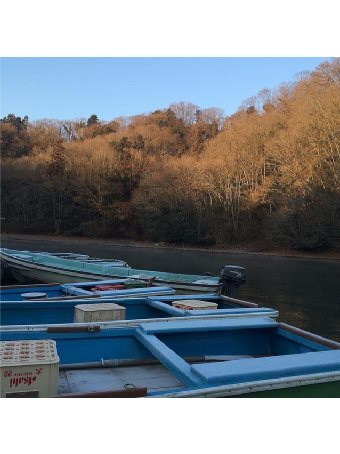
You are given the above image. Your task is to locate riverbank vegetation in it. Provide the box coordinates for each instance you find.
[1,59,339,251]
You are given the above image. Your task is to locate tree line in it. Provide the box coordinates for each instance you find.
[1,59,339,251]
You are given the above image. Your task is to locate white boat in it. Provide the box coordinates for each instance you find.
[0,248,130,284]
[0,248,244,294]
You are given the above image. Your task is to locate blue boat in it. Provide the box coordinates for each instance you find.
[1,317,340,397]
[0,248,245,294]
[0,293,278,329]
[0,280,175,302]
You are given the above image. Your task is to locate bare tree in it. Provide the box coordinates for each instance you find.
[199,107,225,129]
[169,102,199,126]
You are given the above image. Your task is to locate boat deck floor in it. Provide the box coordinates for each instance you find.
[58,364,186,395]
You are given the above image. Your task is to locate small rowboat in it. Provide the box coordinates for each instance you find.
[0,293,278,329]
[1,317,340,398]
[0,248,245,294]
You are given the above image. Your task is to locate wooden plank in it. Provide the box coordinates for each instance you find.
[58,370,71,394]
[64,369,126,393]
[111,364,184,388]
[58,365,185,395]
[220,295,259,308]
[6,391,40,398]
[57,388,147,398]
[47,325,100,333]
[279,323,340,349]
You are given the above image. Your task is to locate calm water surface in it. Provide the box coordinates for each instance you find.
[2,239,340,342]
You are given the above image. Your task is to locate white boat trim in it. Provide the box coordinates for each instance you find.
[154,370,340,397]
[0,310,279,332]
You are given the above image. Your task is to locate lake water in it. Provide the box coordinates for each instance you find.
[2,238,340,342]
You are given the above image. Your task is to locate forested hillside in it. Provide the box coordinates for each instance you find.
[1,59,339,251]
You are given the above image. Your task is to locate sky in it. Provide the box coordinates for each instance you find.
[0,57,330,122]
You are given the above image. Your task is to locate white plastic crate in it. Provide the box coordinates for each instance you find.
[74,302,126,323]
[0,340,59,398]
[172,299,218,310]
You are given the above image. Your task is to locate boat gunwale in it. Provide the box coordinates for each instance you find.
[0,251,114,281]
[153,370,340,398]
[0,282,61,291]
[0,249,128,268]
[0,310,280,332]
[278,323,340,350]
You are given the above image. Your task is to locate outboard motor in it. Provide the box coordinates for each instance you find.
[220,265,246,298]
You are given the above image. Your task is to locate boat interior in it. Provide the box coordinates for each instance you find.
[0,281,176,302]
[1,283,67,301]
[3,318,340,397]
[0,295,278,326]
[64,279,156,296]
[0,248,129,269]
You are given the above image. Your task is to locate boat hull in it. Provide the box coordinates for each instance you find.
[1,254,110,284]
[0,250,221,293]
[2,318,340,398]
[241,380,340,397]
[160,373,340,398]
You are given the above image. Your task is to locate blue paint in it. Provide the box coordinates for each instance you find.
[2,317,339,395]
[191,350,340,385]
[0,281,174,301]
[139,317,278,334]
[0,285,65,301]
[0,298,176,325]
[152,293,255,309]
[0,296,278,326]
[135,331,199,387]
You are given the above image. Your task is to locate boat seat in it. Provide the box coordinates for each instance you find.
[191,350,340,385]
[139,317,278,334]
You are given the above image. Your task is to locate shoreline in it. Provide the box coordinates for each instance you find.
[1,233,340,261]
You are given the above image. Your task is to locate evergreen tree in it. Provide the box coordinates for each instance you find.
[86,114,99,126]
